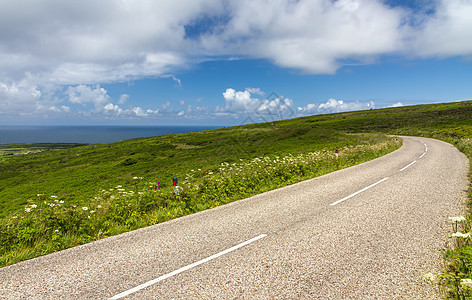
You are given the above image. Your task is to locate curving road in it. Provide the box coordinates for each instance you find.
[0,136,469,299]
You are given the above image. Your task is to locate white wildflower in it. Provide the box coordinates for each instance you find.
[461,278,472,287]
[90,210,95,214]
[51,195,57,198]
[59,200,64,204]
[54,229,59,233]
[449,216,467,223]
[31,204,37,208]
[82,207,88,211]
[451,232,471,238]
[97,205,102,209]
[24,207,31,213]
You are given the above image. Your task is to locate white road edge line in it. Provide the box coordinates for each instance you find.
[109,234,268,299]
[419,153,426,159]
[400,160,417,171]
[330,177,389,206]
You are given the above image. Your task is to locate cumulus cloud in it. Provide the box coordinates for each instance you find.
[0,80,42,116]
[64,84,161,118]
[206,0,406,74]
[298,98,375,115]
[1,0,470,87]
[1,0,472,120]
[221,88,257,112]
[411,0,472,58]
[388,102,404,108]
[219,88,294,120]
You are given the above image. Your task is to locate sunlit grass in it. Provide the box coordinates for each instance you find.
[0,137,400,267]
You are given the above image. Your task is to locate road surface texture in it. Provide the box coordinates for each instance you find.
[0,136,469,299]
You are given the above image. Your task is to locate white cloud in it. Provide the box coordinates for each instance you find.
[201,0,406,74]
[219,88,294,120]
[221,88,257,112]
[298,98,375,115]
[66,85,111,112]
[65,84,163,118]
[246,87,265,96]
[0,80,42,116]
[1,0,472,121]
[412,0,472,58]
[388,102,404,108]
[118,94,129,105]
[162,74,183,88]
[2,0,470,90]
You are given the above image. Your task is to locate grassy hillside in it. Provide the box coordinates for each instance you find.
[0,118,397,218]
[1,100,471,291]
[1,101,470,218]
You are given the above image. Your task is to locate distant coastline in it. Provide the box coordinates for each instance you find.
[0,125,220,145]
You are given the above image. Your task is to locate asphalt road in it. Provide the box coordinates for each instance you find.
[0,136,469,299]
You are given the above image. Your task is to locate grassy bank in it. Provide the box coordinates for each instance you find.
[0,136,399,266]
[1,100,471,284]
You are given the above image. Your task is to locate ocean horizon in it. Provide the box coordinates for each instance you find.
[0,125,220,145]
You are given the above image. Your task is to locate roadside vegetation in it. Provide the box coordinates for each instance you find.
[0,100,471,299]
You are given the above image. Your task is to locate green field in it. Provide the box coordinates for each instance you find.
[0,143,86,162]
[1,100,472,297]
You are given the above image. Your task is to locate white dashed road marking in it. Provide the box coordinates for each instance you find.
[109,234,267,299]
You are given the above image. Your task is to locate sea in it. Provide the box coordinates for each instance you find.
[0,126,220,145]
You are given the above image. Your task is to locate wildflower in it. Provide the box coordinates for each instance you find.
[59,200,64,204]
[25,207,31,213]
[451,232,470,238]
[97,205,102,209]
[37,194,44,197]
[55,229,59,233]
[449,216,467,223]
[422,273,437,282]
[461,278,472,288]
[48,203,56,207]
[82,207,88,211]
[31,204,37,208]
[90,210,95,214]
[51,195,57,198]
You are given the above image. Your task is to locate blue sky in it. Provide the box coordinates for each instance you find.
[0,0,471,126]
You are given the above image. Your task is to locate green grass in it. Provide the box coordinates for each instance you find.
[0,143,86,162]
[1,100,472,291]
[0,125,391,218]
